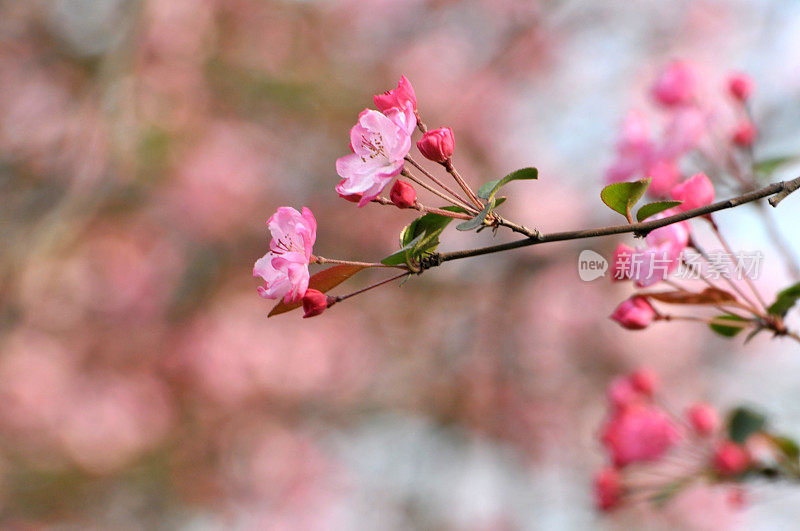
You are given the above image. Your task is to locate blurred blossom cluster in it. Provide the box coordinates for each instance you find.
[2,0,800,529]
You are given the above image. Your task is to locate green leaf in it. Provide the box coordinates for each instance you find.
[381,212,455,266]
[754,155,798,176]
[636,200,683,222]
[770,435,800,463]
[708,315,748,337]
[457,198,496,231]
[728,407,767,444]
[268,264,366,317]
[600,178,651,220]
[477,167,538,201]
[767,282,800,318]
[381,233,425,266]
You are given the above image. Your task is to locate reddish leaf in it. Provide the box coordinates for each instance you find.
[268,264,366,317]
[636,287,738,306]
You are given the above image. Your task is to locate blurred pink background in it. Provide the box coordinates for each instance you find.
[2,0,800,529]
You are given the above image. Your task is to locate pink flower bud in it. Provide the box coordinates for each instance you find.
[610,296,657,330]
[629,368,659,396]
[416,127,455,162]
[732,121,757,146]
[727,73,754,102]
[389,180,416,209]
[652,61,696,107]
[713,441,750,475]
[302,289,328,318]
[670,173,715,212]
[594,467,623,511]
[687,402,720,436]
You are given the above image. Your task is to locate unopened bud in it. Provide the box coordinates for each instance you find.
[302,289,329,318]
[390,180,416,209]
[416,127,455,162]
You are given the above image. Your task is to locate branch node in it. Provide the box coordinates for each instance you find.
[418,253,442,272]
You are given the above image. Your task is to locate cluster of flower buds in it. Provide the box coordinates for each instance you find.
[607,62,757,197]
[594,369,799,513]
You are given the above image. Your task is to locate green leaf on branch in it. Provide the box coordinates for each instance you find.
[636,200,683,222]
[268,264,366,317]
[754,155,798,176]
[600,178,651,220]
[708,315,749,337]
[770,434,800,463]
[766,282,800,318]
[477,167,538,202]
[381,211,456,266]
[457,198,496,231]
[381,234,425,266]
[728,407,767,444]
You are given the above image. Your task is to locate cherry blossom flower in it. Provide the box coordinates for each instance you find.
[601,403,681,467]
[254,207,317,303]
[335,109,412,207]
[373,75,417,135]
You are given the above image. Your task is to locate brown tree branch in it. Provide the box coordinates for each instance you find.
[432,176,800,265]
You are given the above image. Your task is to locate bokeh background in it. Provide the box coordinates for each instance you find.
[2,0,800,529]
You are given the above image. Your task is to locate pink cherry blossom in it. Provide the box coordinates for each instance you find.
[601,403,681,467]
[671,172,715,212]
[374,75,417,135]
[253,207,317,303]
[652,61,696,107]
[335,109,412,206]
